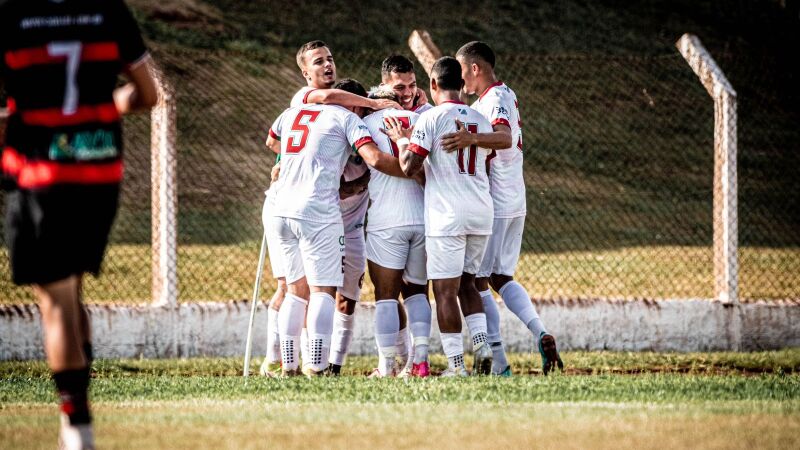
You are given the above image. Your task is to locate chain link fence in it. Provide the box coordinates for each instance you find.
[1,47,798,303]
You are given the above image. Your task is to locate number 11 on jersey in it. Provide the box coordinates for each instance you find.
[457,123,479,176]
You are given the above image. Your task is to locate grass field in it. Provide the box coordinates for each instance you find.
[2,351,799,449]
[1,244,799,303]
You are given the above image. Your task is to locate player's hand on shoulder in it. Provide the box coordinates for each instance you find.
[441,119,473,153]
[381,116,412,142]
[372,98,403,111]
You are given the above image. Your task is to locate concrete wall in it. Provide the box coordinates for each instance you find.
[1,299,798,360]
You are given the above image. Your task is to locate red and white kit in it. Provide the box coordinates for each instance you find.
[471,82,526,278]
[408,101,494,279]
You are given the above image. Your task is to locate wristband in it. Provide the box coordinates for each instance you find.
[275,154,281,163]
[396,137,410,147]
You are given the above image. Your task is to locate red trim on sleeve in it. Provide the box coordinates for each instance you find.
[302,88,319,104]
[21,103,120,127]
[491,118,511,128]
[269,129,280,140]
[478,81,504,101]
[407,143,429,157]
[353,136,374,150]
[5,43,120,70]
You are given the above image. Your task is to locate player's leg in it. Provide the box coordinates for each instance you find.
[459,235,492,375]
[272,216,309,375]
[489,216,563,375]
[261,200,287,376]
[427,236,468,377]
[76,278,93,367]
[477,218,510,375]
[329,229,366,374]
[399,226,431,377]
[300,220,346,376]
[365,228,406,377]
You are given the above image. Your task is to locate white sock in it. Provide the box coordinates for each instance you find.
[499,281,547,342]
[481,290,508,373]
[440,332,465,370]
[375,299,399,375]
[307,292,335,372]
[329,311,355,366]
[300,328,309,368]
[277,294,307,371]
[396,327,410,368]
[464,312,489,349]
[266,306,281,364]
[405,294,431,364]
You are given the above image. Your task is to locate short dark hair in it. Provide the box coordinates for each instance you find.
[334,78,367,97]
[456,41,496,69]
[381,54,415,78]
[296,40,329,69]
[431,57,464,91]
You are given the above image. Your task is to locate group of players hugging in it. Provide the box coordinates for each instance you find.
[260,40,564,378]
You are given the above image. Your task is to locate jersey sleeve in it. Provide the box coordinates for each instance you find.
[408,113,433,157]
[290,87,317,107]
[269,110,287,141]
[483,94,512,128]
[108,0,148,68]
[344,113,374,153]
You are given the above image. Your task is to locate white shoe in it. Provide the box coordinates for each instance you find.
[259,360,281,378]
[439,366,468,378]
[472,342,493,375]
[58,414,95,450]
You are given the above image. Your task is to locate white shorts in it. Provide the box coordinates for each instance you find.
[426,234,490,279]
[477,216,525,278]
[270,216,345,287]
[366,225,427,286]
[261,196,284,278]
[339,228,366,301]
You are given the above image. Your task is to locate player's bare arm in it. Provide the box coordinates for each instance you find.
[265,134,281,154]
[114,56,158,115]
[339,170,371,199]
[305,89,402,111]
[441,119,512,152]
[356,142,406,178]
[381,115,422,177]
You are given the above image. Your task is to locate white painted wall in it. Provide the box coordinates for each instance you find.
[1,299,798,360]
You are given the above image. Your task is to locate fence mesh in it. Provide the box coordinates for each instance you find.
[1,48,798,303]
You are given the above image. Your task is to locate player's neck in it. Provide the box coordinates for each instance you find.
[475,75,500,98]
[435,91,463,105]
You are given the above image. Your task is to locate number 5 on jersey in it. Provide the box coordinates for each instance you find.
[287,110,321,154]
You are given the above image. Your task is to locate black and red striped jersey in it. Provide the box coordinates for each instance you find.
[0,0,148,190]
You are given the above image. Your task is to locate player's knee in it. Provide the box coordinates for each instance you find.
[489,274,513,292]
[336,297,356,315]
[474,276,491,292]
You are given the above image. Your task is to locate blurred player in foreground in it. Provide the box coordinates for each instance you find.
[0,0,157,447]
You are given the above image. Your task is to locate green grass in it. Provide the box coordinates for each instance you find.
[2,352,800,449]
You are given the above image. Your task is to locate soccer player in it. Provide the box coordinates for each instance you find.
[361,54,435,377]
[362,87,429,377]
[265,79,404,377]
[0,0,157,447]
[384,56,495,376]
[445,41,564,375]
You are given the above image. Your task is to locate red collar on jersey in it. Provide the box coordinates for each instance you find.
[478,80,504,101]
[440,100,466,105]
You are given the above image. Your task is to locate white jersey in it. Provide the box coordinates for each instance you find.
[409,101,494,236]
[363,108,424,231]
[269,104,374,224]
[340,156,369,234]
[291,86,369,232]
[412,102,434,114]
[290,86,318,108]
[471,81,526,218]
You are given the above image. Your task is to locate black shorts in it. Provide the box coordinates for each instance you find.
[5,184,120,286]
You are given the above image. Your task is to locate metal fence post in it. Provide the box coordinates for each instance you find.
[150,64,178,307]
[676,33,739,306]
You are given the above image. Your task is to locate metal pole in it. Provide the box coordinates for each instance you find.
[243,233,268,377]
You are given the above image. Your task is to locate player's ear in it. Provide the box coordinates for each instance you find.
[430,78,437,92]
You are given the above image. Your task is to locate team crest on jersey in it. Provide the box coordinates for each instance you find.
[358,125,369,131]
[458,108,467,115]
[412,129,425,140]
